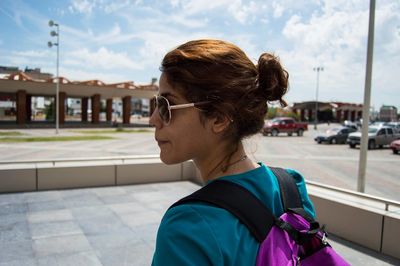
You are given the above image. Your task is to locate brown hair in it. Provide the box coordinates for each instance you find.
[160,39,288,142]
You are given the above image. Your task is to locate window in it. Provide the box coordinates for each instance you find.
[387,128,393,135]
[377,129,386,136]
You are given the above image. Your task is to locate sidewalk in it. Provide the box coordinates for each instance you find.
[1,181,399,266]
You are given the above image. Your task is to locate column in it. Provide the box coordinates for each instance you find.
[16,90,27,125]
[91,94,100,123]
[300,109,305,121]
[58,92,66,124]
[122,96,131,124]
[26,95,32,122]
[106,99,113,122]
[81,97,88,122]
[308,109,313,121]
[344,110,349,121]
[336,110,342,122]
[351,111,356,122]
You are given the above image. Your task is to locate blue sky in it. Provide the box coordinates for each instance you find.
[0,0,399,110]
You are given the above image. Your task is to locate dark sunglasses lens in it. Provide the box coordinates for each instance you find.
[156,97,170,123]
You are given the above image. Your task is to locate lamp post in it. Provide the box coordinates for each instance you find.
[357,0,376,193]
[48,20,60,134]
[313,66,323,130]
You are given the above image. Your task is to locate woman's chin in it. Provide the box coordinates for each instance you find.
[160,153,184,165]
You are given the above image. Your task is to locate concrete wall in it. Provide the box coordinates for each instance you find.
[307,182,400,259]
[0,156,194,192]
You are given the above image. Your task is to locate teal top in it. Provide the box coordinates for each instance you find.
[152,163,315,266]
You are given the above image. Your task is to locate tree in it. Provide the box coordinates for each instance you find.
[45,102,54,121]
[266,107,277,119]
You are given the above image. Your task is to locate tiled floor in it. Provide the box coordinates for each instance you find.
[0,181,197,266]
[0,181,399,266]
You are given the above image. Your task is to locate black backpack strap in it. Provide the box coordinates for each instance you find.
[170,180,274,243]
[269,167,302,210]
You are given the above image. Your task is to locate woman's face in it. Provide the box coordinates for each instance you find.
[149,73,214,164]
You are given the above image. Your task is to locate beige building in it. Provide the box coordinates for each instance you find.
[379,105,398,122]
[292,101,363,123]
[0,71,157,127]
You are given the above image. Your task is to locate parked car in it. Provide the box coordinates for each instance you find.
[347,126,400,149]
[390,139,400,154]
[262,117,308,136]
[385,122,400,133]
[315,127,357,144]
[343,120,358,130]
[371,121,386,127]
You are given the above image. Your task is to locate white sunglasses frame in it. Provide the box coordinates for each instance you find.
[154,95,209,125]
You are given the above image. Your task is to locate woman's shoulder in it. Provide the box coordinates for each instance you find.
[154,201,258,266]
[279,167,316,218]
[160,202,240,232]
[153,203,228,265]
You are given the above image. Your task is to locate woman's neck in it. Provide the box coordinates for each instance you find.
[194,141,259,182]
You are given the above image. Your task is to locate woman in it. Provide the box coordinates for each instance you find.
[150,39,315,266]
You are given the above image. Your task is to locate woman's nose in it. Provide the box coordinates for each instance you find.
[149,108,162,129]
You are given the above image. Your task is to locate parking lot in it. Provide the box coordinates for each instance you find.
[250,124,399,201]
[0,123,399,201]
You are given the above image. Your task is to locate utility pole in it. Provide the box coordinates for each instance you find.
[48,20,60,134]
[357,0,375,192]
[313,66,323,130]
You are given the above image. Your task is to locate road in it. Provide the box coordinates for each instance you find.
[0,124,399,201]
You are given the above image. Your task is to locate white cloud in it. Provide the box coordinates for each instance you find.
[170,14,208,28]
[12,50,52,58]
[66,47,142,70]
[60,23,138,49]
[59,67,128,83]
[171,0,263,24]
[278,0,400,107]
[68,0,98,14]
[102,0,131,13]
[180,0,231,15]
[272,2,284,18]
[228,1,258,24]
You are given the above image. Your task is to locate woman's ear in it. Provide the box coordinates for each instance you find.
[210,114,232,134]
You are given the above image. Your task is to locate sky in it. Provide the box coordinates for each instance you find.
[0,0,399,110]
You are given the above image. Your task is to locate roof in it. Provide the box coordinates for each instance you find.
[0,72,158,99]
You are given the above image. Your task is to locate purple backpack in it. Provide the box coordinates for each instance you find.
[171,167,350,266]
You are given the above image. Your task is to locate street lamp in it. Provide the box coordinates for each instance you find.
[313,66,323,130]
[48,20,60,134]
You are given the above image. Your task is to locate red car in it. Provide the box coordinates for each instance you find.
[262,117,308,136]
[390,139,400,154]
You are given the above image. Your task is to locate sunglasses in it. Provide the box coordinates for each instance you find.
[154,95,209,125]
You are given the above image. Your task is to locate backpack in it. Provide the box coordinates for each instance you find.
[170,167,350,266]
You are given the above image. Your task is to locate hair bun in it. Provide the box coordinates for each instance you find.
[257,53,289,107]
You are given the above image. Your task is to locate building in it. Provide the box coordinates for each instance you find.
[292,101,363,123]
[0,66,19,74]
[0,71,158,127]
[379,105,398,122]
[23,67,53,80]
[0,65,53,80]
